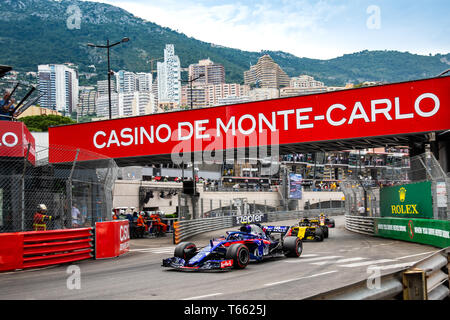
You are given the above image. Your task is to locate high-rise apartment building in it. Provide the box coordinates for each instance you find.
[244,55,290,89]
[188,58,225,85]
[38,64,79,113]
[78,87,97,116]
[181,83,250,108]
[290,75,324,88]
[97,79,116,96]
[136,72,153,92]
[157,44,181,105]
[115,70,137,93]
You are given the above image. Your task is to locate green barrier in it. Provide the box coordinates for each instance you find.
[374,217,450,248]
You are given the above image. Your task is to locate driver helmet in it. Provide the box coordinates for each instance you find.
[37,204,47,213]
[240,224,251,233]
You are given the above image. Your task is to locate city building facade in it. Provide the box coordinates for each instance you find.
[157,44,181,106]
[244,55,290,89]
[38,64,79,114]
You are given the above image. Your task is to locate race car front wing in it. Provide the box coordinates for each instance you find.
[162,257,234,271]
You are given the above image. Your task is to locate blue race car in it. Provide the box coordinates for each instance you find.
[162,223,302,271]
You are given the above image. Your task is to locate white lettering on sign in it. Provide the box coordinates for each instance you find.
[0,132,19,147]
[120,224,130,242]
[236,214,264,225]
[90,93,442,149]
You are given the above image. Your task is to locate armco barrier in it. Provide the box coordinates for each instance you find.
[345,215,376,235]
[306,247,449,300]
[0,228,94,272]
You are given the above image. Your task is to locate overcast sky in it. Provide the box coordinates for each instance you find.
[86,0,450,59]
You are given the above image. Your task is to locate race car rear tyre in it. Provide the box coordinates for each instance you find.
[174,242,197,261]
[283,236,303,257]
[327,218,335,228]
[322,226,329,238]
[314,227,324,242]
[226,243,250,269]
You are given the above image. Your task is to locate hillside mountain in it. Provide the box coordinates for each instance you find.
[1,0,449,86]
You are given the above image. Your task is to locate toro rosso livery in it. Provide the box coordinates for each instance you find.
[162,224,302,271]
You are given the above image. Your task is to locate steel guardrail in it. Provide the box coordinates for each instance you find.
[306,247,449,300]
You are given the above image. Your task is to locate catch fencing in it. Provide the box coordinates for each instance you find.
[0,143,118,233]
[341,152,449,220]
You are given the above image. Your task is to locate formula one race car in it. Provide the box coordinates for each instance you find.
[162,223,302,271]
[287,217,327,242]
[318,213,335,228]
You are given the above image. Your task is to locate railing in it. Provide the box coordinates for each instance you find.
[306,247,450,300]
[174,216,233,244]
[345,215,375,235]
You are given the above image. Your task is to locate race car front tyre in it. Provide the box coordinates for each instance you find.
[283,236,303,257]
[174,242,197,261]
[321,226,329,238]
[314,228,324,242]
[226,243,250,269]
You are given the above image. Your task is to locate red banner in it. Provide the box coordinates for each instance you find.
[0,233,24,272]
[48,76,450,163]
[0,120,36,165]
[95,220,130,259]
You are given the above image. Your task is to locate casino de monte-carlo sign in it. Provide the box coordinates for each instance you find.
[380,181,434,219]
[48,76,450,163]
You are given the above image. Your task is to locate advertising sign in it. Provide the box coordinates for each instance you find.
[375,217,450,248]
[380,181,433,219]
[288,173,303,199]
[0,120,36,165]
[48,76,450,163]
[232,213,268,226]
[95,220,130,259]
[436,182,447,208]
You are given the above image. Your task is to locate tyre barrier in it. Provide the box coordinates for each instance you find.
[0,228,94,272]
[306,247,450,300]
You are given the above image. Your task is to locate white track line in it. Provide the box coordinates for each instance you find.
[285,256,342,263]
[338,259,396,268]
[395,251,436,260]
[311,257,367,266]
[264,270,338,287]
[182,293,223,300]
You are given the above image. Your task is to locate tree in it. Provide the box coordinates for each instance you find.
[18,114,76,132]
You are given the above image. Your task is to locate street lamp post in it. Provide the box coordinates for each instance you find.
[87,37,129,119]
[181,73,204,219]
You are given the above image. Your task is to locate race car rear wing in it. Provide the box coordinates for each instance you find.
[264,225,290,234]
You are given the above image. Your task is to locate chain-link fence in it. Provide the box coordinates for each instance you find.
[0,143,118,232]
[341,152,449,220]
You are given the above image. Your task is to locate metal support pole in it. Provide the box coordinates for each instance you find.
[67,149,80,228]
[21,143,31,231]
[107,39,112,120]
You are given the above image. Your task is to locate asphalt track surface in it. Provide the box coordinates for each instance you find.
[0,216,440,300]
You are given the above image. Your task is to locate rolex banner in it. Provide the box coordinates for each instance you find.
[375,217,450,248]
[380,181,433,219]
